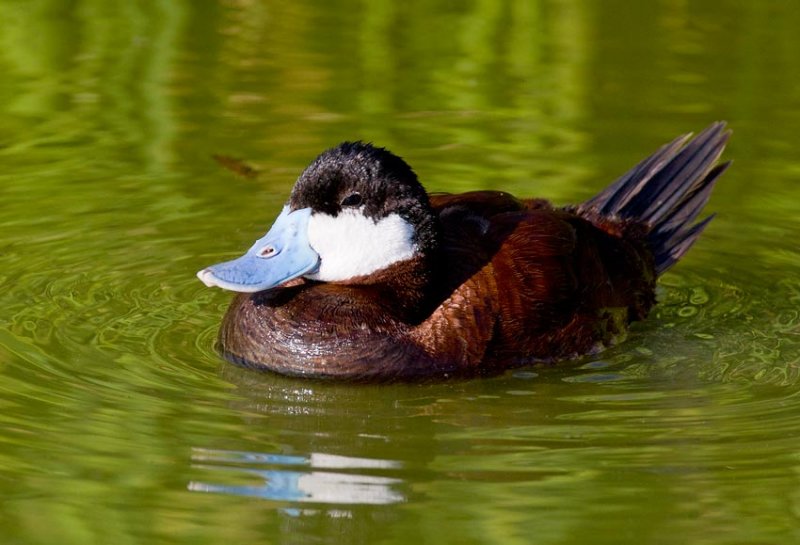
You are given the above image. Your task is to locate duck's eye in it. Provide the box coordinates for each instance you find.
[340,193,362,207]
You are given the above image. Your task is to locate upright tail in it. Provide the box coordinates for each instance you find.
[577,122,731,275]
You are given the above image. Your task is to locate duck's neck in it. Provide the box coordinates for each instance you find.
[338,253,436,324]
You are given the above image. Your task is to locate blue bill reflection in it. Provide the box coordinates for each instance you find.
[188,448,405,506]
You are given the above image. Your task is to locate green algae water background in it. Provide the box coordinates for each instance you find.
[2,1,800,543]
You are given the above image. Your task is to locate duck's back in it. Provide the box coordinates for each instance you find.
[414,191,656,372]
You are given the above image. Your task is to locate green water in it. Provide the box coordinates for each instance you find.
[2,1,800,543]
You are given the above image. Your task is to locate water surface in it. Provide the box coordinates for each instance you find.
[2,1,800,543]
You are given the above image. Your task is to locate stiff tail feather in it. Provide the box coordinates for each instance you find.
[577,122,731,275]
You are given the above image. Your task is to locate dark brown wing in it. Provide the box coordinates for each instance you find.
[490,210,656,364]
[412,204,656,370]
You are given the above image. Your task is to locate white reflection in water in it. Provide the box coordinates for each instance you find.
[188,448,405,506]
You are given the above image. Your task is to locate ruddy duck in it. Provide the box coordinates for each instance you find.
[198,123,730,380]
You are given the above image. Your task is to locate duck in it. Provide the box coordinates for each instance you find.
[197,122,731,380]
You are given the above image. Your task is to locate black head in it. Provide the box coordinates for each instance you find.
[198,142,441,295]
[289,142,438,254]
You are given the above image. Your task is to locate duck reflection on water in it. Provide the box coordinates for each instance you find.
[188,448,404,507]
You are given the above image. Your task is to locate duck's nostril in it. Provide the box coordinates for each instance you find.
[258,245,276,258]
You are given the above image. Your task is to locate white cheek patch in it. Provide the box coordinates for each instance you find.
[305,208,418,282]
